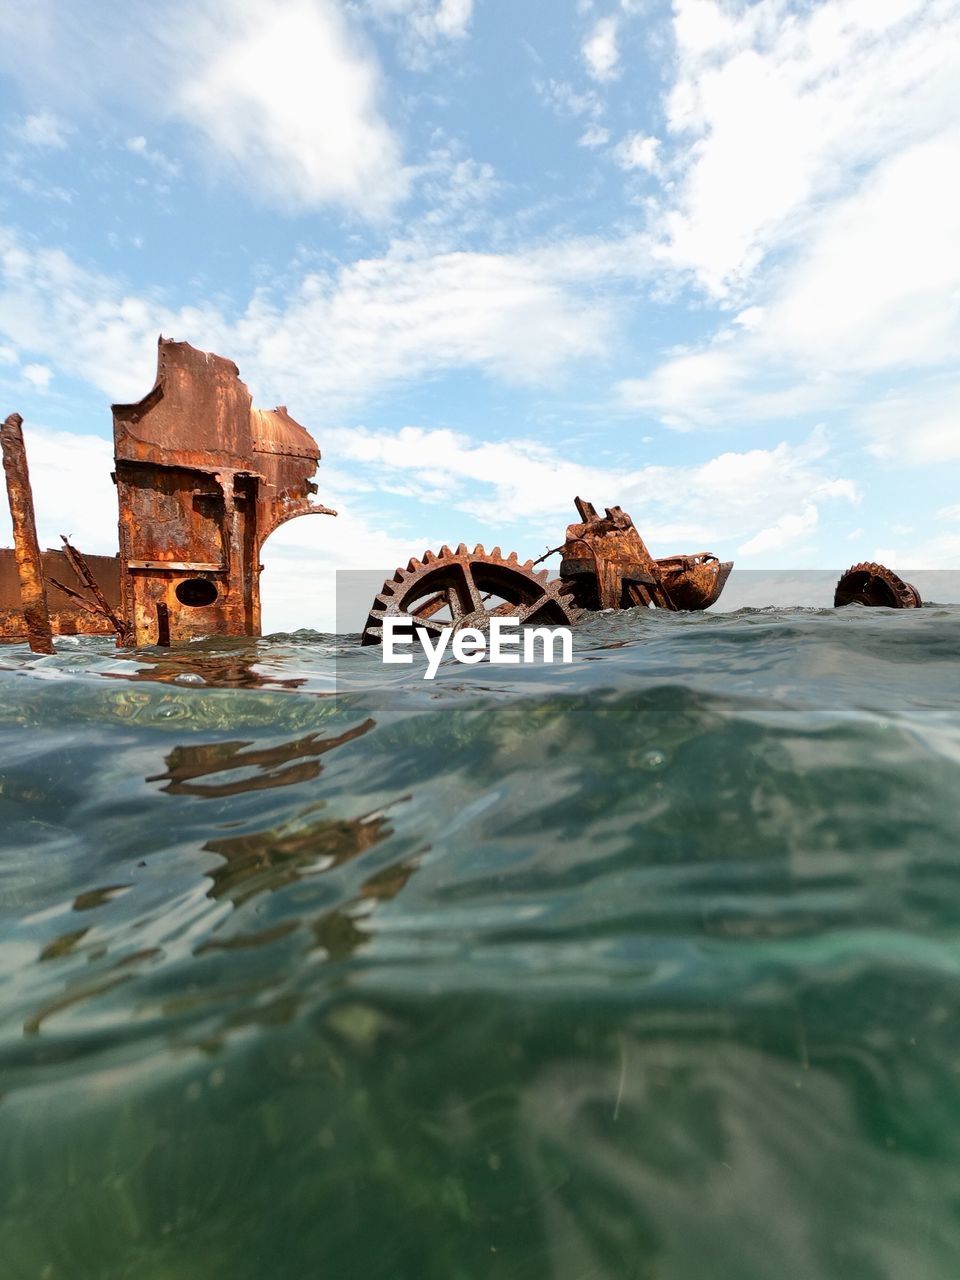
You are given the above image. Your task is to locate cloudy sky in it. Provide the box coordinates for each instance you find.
[1,0,958,630]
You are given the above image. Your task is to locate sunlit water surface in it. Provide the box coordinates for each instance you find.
[1,606,959,1280]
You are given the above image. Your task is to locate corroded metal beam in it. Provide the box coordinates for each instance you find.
[1,413,54,654]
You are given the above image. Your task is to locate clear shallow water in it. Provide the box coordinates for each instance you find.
[1,605,959,1280]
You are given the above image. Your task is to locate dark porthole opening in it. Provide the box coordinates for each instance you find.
[175,577,219,607]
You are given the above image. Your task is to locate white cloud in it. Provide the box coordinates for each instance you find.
[623,129,960,429]
[583,16,620,82]
[579,124,610,148]
[235,242,625,409]
[433,0,473,38]
[0,226,226,403]
[615,131,660,172]
[869,532,960,569]
[21,363,52,390]
[537,79,605,122]
[939,505,960,521]
[361,0,473,66]
[125,135,179,180]
[323,423,858,555]
[9,112,71,149]
[0,426,117,555]
[259,485,443,632]
[0,0,408,218]
[177,0,407,217]
[0,225,650,410]
[657,0,960,296]
[739,504,818,556]
[860,376,960,465]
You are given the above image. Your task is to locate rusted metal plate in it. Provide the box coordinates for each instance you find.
[0,548,122,643]
[113,337,336,646]
[834,562,922,608]
[655,553,734,611]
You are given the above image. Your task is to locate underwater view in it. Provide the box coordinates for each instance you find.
[2,604,960,1280]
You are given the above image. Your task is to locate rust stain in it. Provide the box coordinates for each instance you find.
[362,498,737,643]
[559,497,732,613]
[11,337,929,646]
[113,337,335,646]
[655,553,733,612]
[1,547,122,642]
[834,562,922,608]
[1,413,55,653]
[560,497,676,610]
[361,543,580,645]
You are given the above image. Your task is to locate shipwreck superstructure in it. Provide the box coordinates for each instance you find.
[2,338,335,649]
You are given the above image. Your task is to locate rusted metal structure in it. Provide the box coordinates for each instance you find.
[2,339,336,649]
[113,338,335,646]
[834,562,922,609]
[1,413,55,653]
[0,547,122,643]
[14,337,931,647]
[359,499,735,646]
[361,545,580,645]
[559,498,674,610]
[654,553,734,612]
[559,498,732,613]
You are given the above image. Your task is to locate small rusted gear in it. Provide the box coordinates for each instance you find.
[361,544,581,646]
[834,562,922,609]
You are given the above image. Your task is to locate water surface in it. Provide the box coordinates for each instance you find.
[1,605,959,1279]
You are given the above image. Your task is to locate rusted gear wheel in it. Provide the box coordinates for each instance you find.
[834,562,922,609]
[361,544,580,646]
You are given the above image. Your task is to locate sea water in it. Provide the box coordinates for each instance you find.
[1,605,959,1279]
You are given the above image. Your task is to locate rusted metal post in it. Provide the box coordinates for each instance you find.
[1,413,54,654]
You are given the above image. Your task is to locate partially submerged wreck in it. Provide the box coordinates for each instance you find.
[2,338,335,651]
[1,337,922,652]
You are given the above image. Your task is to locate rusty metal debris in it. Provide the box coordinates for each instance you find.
[114,338,335,646]
[361,544,581,646]
[360,498,734,646]
[1,413,55,654]
[2,337,336,649]
[559,498,675,610]
[3,335,931,650]
[559,497,732,612]
[48,536,134,645]
[1,548,123,643]
[834,562,922,609]
[655,554,734,611]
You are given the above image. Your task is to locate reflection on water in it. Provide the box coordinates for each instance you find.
[148,721,375,797]
[1,609,959,1279]
[104,642,310,690]
[206,805,397,904]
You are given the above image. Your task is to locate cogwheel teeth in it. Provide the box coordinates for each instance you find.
[360,544,582,645]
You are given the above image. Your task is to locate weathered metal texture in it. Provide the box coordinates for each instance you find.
[559,497,676,610]
[113,337,335,647]
[655,553,734,611]
[361,544,580,646]
[1,414,55,653]
[0,547,122,643]
[49,537,134,645]
[834,562,922,609]
[559,498,733,613]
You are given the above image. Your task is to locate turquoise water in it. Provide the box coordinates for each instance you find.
[1,606,959,1280]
